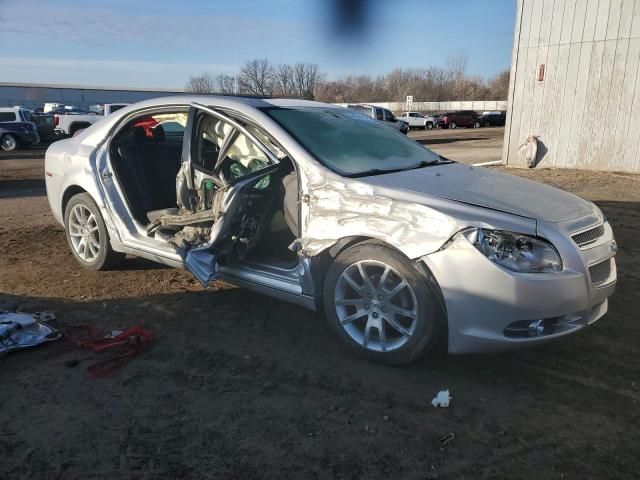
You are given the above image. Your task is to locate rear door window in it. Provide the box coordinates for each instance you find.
[0,112,17,122]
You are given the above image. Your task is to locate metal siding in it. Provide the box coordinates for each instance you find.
[0,85,182,110]
[507,0,640,172]
[540,0,567,167]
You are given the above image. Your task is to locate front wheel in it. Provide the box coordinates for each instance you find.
[323,243,444,365]
[473,121,481,128]
[1,134,18,152]
[425,122,433,130]
[64,193,124,270]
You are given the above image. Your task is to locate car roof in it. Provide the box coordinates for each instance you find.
[127,95,335,110]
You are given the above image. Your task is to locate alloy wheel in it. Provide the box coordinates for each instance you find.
[334,260,419,352]
[1,135,17,152]
[68,204,101,262]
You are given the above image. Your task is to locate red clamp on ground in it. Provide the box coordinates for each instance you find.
[64,324,153,377]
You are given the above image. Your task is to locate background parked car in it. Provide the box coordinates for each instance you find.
[0,106,38,130]
[0,121,40,151]
[347,104,409,134]
[436,110,481,129]
[53,103,129,136]
[478,111,506,127]
[398,111,437,129]
[31,113,56,140]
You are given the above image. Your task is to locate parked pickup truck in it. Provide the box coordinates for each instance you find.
[398,111,438,130]
[54,103,129,136]
[347,104,409,134]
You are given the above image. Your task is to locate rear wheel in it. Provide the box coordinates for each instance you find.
[323,243,444,365]
[425,122,433,130]
[1,134,17,152]
[64,193,124,270]
[448,122,457,129]
[473,121,481,128]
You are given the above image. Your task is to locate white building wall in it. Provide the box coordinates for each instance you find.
[504,0,640,173]
[333,100,508,112]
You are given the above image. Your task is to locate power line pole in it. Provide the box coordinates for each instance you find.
[234,49,238,95]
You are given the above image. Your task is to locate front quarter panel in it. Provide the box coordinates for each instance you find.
[297,166,537,260]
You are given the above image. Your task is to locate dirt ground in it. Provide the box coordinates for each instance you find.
[1,138,639,480]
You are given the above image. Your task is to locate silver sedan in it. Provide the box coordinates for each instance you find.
[45,96,617,364]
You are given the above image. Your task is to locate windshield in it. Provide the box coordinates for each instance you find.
[263,106,441,176]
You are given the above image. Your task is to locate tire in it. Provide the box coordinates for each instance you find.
[1,134,18,152]
[448,122,457,129]
[473,121,481,128]
[425,122,433,130]
[64,193,124,271]
[323,243,444,365]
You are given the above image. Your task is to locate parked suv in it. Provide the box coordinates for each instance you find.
[0,107,40,151]
[347,104,409,134]
[0,122,40,151]
[437,110,481,129]
[478,111,506,127]
[398,112,437,130]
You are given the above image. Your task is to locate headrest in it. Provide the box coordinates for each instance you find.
[132,126,150,142]
[151,124,165,142]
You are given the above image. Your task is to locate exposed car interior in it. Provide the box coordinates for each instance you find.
[109,109,300,270]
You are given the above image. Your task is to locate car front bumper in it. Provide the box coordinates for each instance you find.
[420,222,617,354]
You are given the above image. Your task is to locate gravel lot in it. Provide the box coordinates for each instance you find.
[1,133,639,479]
[409,126,504,164]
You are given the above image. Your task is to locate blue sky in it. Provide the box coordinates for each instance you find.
[0,0,516,89]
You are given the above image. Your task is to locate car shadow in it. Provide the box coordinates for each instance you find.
[0,179,46,198]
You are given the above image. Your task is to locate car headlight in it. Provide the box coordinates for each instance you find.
[461,228,562,273]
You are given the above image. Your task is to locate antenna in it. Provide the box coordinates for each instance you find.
[234,48,238,95]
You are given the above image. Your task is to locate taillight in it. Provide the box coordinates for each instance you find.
[54,115,59,126]
[443,116,449,123]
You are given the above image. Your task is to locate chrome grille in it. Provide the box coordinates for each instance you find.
[572,224,605,247]
[589,258,612,286]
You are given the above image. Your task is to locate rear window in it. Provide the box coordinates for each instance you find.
[0,112,17,122]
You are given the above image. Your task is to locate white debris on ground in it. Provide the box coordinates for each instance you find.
[431,389,452,408]
[0,311,60,356]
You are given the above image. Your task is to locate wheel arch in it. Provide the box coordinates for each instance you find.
[311,236,448,326]
[61,185,89,216]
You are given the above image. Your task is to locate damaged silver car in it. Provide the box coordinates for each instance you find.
[45,96,617,364]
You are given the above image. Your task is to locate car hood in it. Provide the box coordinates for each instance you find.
[357,162,594,222]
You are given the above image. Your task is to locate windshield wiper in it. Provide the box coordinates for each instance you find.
[346,167,408,178]
[407,157,455,170]
[347,157,455,178]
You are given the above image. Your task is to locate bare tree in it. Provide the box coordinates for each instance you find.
[215,74,235,95]
[446,50,468,81]
[185,73,216,94]
[292,63,326,99]
[239,59,274,96]
[273,64,296,97]
[487,70,511,100]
